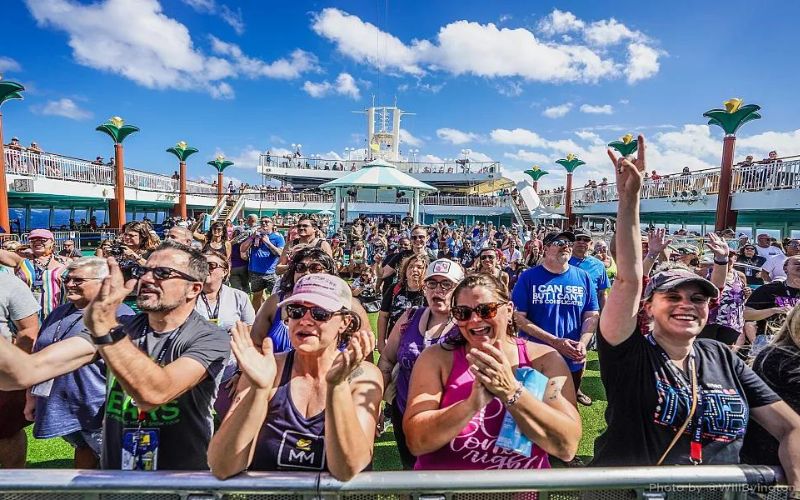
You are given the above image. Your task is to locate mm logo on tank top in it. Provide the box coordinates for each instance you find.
[277,430,326,470]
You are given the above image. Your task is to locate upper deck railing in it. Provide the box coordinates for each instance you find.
[538,158,800,209]
[243,190,507,207]
[260,155,501,176]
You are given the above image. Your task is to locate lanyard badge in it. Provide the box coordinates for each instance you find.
[121,411,159,471]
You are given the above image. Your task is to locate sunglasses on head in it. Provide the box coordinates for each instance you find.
[131,265,200,282]
[451,302,506,322]
[285,304,343,322]
[294,262,327,273]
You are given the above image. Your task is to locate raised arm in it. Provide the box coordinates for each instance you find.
[643,229,672,276]
[0,249,23,268]
[0,336,96,390]
[705,233,731,290]
[600,135,646,346]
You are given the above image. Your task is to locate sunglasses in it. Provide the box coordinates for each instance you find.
[207,262,227,271]
[131,265,200,282]
[285,304,343,322]
[548,240,573,248]
[424,280,455,291]
[451,302,506,322]
[294,262,327,273]
[480,254,496,260]
[411,235,427,240]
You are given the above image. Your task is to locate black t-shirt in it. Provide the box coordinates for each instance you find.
[380,250,415,295]
[745,281,800,337]
[380,284,425,334]
[592,326,780,467]
[102,311,230,470]
[457,247,477,269]
[741,345,800,465]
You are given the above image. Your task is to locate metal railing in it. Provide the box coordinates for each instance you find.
[261,155,500,175]
[539,159,800,209]
[0,466,788,499]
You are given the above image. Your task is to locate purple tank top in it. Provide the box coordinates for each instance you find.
[414,338,551,471]
[395,308,459,414]
[250,351,328,472]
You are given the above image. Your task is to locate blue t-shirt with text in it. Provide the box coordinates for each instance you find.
[511,264,599,372]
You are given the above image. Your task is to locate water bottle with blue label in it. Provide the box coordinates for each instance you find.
[496,366,549,457]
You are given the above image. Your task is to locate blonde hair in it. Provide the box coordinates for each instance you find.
[752,303,800,385]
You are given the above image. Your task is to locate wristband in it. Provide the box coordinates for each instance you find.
[505,381,524,407]
[714,257,729,265]
[645,252,659,260]
[92,325,126,346]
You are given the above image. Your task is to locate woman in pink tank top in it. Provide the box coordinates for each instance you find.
[404,273,582,470]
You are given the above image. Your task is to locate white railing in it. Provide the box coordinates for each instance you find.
[261,155,500,175]
[539,159,800,210]
[124,168,177,192]
[186,180,218,196]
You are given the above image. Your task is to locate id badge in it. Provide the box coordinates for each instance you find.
[121,428,159,471]
[31,379,54,398]
[208,318,220,327]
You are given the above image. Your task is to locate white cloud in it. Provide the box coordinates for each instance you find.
[181,0,214,12]
[491,128,547,148]
[436,128,480,145]
[580,104,613,114]
[399,129,423,147]
[627,43,661,84]
[181,0,244,34]
[737,129,800,157]
[0,56,22,73]
[216,146,261,170]
[31,98,92,120]
[504,149,552,164]
[24,0,315,99]
[302,72,360,99]
[420,154,444,163]
[575,131,603,143]
[495,81,523,97]
[537,9,584,36]
[543,103,572,118]
[584,18,644,46]
[468,151,494,162]
[312,8,661,85]
[654,124,720,159]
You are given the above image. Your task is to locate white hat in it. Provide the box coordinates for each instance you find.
[278,274,352,312]
[425,259,465,283]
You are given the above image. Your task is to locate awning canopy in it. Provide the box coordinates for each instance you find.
[320,159,437,192]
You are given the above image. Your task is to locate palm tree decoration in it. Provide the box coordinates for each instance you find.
[207,154,234,201]
[556,154,585,225]
[524,166,549,192]
[0,77,25,232]
[96,116,139,228]
[608,134,638,157]
[166,141,199,219]
[703,98,762,231]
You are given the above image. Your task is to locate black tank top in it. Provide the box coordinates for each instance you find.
[250,351,328,471]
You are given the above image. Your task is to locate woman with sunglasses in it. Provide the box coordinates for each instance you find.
[379,259,465,469]
[251,247,370,354]
[194,221,231,259]
[475,247,510,292]
[377,254,428,353]
[404,273,581,470]
[593,137,800,492]
[208,274,383,480]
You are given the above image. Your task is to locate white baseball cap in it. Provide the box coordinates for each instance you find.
[425,259,465,283]
[278,274,352,312]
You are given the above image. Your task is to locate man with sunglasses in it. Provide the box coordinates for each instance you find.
[276,215,332,275]
[378,226,436,295]
[0,257,134,468]
[511,231,599,408]
[82,240,230,470]
[241,217,285,312]
[569,229,611,311]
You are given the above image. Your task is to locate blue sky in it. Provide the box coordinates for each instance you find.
[3,0,800,189]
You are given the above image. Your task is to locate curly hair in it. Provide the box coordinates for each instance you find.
[204,221,229,245]
[122,221,159,252]
[444,272,516,348]
[279,246,338,294]
[396,253,429,291]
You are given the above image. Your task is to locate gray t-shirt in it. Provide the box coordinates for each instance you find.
[101,311,230,470]
[0,273,41,341]
[193,285,255,330]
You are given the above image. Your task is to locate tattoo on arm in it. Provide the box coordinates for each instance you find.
[347,366,365,383]
[546,377,566,401]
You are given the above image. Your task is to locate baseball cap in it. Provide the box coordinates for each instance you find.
[29,229,54,240]
[643,268,719,300]
[425,259,465,283]
[542,231,575,246]
[278,274,352,312]
[676,246,699,255]
[573,228,592,239]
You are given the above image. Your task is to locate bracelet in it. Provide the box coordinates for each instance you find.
[645,252,658,260]
[505,382,524,407]
[714,258,729,265]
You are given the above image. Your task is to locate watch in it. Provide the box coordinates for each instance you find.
[92,325,126,345]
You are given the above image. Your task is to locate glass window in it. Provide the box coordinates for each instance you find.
[30,208,49,230]
[791,230,800,239]
[9,208,25,231]
[736,226,753,239]
[756,228,782,240]
[53,208,72,229]
[92,208,107,226]
[73,209,88,225]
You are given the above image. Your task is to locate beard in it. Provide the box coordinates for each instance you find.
[136,286,185,312]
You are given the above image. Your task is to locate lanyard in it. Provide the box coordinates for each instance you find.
[200,289,221,320]
[52,306,84,344]
[647,334,704,464]
[137,323,184,367]
[32,255,53,285]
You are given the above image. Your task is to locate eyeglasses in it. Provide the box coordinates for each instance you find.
[548,240,573,248]
[294,262,327,273]
[451,302,507,322]
[411,235,426,240]
[260,220,271,225]
[131,265,201,282]
[285,304,343,322]
[575,237,592,243]
[424,280,455,291]
[207,262,227,271]
[297,223,313,229]
[480,254,496,260]
[64,276,102,285]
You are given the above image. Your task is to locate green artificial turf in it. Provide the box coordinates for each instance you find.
[24,311,607,469]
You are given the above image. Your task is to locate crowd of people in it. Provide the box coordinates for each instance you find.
[0,137,798,497]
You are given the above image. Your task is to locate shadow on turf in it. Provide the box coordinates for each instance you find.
[29,459,72,468]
